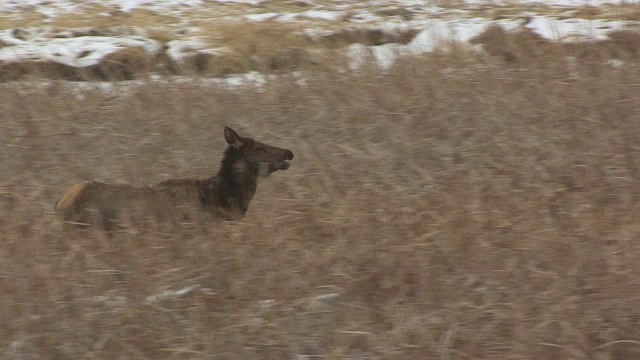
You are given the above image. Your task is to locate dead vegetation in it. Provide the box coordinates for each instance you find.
[471,25,640,64]
[2,19,640,81]
[1,44,640,359]
[2,0,640,82]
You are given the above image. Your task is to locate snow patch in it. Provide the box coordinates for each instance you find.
[526,16,628,42]
[347,43,371,71]
[0,35,161,67]
[464,0,628,5]
[165,39,209,63]
[244,12,280,22]
[300,10,346,21]
[213,0,265,5]
[349,15,634,70]
[372,44,402,70]
[349,10,381,23]
[0,0,637,77]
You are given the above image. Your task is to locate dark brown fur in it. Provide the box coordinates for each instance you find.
[55,127,293,231]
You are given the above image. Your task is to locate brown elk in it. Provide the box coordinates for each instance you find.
[55,127,294,231]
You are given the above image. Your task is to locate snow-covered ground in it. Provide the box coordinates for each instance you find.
[467,0,636,5]
[0,0,638,78]
[0,0,635,14]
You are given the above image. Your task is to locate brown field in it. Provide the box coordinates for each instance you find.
[2,46,640,359]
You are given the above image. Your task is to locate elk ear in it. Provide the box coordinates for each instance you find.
[224,127,244,149]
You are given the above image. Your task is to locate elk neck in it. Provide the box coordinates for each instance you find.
[214,146,259,216]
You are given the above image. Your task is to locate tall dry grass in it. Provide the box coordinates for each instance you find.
[1,47,640,359]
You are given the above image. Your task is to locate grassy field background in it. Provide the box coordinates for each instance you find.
[1,45,640,359]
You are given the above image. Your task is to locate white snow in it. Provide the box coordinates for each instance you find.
[164,39,209,63]
[0,35,161,67]
[0,0,214,18]
[371,44,401,70]
[299,10,346,21]
[349,10,382,23]
[526,16,628,42]
[0,0,636,74]
[212,0,265,5]
[347,43,371,71]
[102,0,209,12]
[348,15,633,70]
[276,13,301,22]
[244,12,280,21]
[464,0,632,5]
[0,0,633,19]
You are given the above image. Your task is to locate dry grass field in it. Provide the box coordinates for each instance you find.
[2,44,640,359]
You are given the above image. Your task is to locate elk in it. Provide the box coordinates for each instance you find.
[55,127,294,231]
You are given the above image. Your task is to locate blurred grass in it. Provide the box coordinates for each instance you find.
[1,44,640,359]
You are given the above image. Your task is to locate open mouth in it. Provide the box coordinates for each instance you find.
[277,161,290,170]
[274,150,293,171]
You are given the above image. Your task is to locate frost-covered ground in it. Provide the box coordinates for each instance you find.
[0,0,638,81]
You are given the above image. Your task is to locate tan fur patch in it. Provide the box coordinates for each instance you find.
[54,182,88,213]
